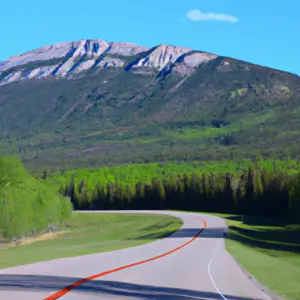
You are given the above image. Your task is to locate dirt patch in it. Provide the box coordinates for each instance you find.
[0,231,68,249]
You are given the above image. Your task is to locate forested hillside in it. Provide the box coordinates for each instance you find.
[1,44,300,172]
[0,157,72,241]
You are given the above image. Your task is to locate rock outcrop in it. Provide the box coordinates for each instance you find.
[0,39,218,86]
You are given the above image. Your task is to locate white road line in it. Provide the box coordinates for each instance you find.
[208,241,228,300]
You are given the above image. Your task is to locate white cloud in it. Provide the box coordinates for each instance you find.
[186,9,239,23]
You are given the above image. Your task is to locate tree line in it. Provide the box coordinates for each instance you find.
[59,164,300,221]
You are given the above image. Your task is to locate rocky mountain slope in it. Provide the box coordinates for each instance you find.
[0,39,217,85]
[1,39,300,172]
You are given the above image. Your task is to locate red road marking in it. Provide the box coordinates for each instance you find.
[44,218,207,300]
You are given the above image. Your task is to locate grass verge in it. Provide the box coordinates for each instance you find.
[0,213,183,269]
[171,209,300,300]
[224,215,300,300]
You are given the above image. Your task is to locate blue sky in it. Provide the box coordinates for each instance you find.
[1,0,299,74]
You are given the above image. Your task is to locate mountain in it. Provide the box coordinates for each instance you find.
[1,39,300,172]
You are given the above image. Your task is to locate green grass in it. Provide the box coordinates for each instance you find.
[161,127,239,140]
[0,213,183,269]
[225,216,300,300]
[82,126,239,142]
[226,241,300,300]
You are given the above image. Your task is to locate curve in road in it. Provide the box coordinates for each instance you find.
[45,216,206,300]
[0,211,271,300]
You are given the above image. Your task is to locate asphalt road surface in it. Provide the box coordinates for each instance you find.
[0,211,271,300]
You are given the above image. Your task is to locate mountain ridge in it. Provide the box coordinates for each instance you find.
[1,39,300,171]
[3,38,298,87]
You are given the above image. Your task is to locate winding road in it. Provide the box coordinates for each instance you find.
[0,211,271,300]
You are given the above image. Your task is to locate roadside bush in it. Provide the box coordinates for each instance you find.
[0,157,72,240]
